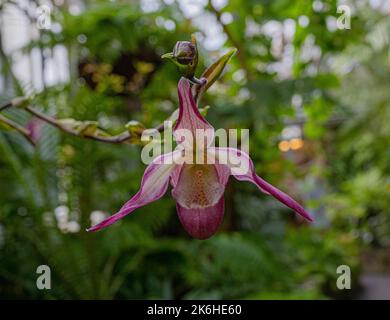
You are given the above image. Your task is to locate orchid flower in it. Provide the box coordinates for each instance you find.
[87,78,312,239]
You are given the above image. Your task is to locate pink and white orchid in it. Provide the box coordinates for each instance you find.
[87,78,312,239]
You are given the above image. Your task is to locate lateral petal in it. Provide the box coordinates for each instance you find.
[211,147,313,222]
[87,152,178,232]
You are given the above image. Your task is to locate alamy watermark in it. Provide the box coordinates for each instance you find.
[36,264,51,290]
[337,5,351,30]
[139,121,251,174]
[36,5,51,30]
[336,265,351,290]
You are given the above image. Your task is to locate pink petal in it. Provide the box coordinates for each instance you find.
[177,196,224,240]
[207,147,269,194]
[174,77,214,147]
[252,174,313,221]
[170,165,182,188]
[87,152,178,232]
[214,163,231,186]
[211,147,313,222]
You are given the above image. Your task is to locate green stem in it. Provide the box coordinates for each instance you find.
[25,106,132,144]
[0,114,35,146]
[0,101,12,112]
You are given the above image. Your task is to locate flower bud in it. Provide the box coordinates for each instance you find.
[125,120,145,136]
[57,118,81,131]
[78,121,99,136]
[161,35,199,78]
[11,97,30,109]
[172,41,196,65]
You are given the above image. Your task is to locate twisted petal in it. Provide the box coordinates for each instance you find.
[209,147,313,222]
[87,152,179,232]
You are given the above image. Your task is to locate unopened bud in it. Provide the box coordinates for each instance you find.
[172,41,196,65]
[161,35,199,78]
[78,121,99,136]
[57,118,81,131]
[11,97,30,109]
[125,120,145,136]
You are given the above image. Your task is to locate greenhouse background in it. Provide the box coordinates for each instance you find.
[0,0,390,299]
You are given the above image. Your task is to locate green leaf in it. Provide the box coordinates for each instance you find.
[201,48,237,91]
[193,48,237,103]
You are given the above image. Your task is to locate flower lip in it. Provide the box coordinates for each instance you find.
[171,164,225,209]
[176,195,225,240]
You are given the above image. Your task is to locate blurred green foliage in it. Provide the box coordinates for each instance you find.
[1,0,389,299]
